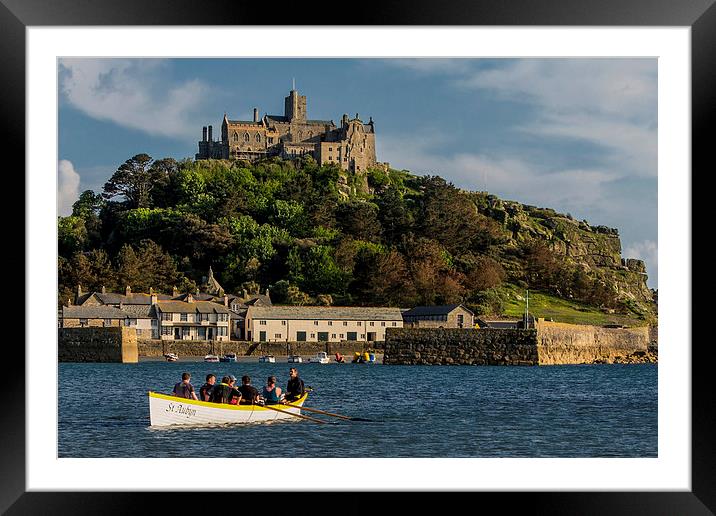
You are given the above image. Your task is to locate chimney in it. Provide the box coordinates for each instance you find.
[342,114,348,128]
[76,284,83,299]
[187,292,194,303]
[224,294,229,307]
[125,285,131,296]
[202,126,207,142]
[149,287,153,295]
[150,293,158,305]
[66,297,72,307]
[196,288,200,296]
[253,108,259,123]
[101,285,106,294]
[242,288,248,298]
[208,125,213,142]
[172,286,179,297]
[265,288,269,296]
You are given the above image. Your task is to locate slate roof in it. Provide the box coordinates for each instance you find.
[247,306,403,321]
[62,306,130,319]
[90,292,172,305]
[155,301,230,314]
[402,305,474,317]
[119,305,156,318]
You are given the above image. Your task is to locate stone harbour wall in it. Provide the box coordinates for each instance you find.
[383,328,539,365]
[137,339,381,357]
[383,323,655,365]
[59,327,138,363]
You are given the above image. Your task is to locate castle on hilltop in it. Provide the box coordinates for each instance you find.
[196,88,379,173]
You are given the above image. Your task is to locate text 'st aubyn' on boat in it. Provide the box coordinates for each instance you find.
[148,392,308,427]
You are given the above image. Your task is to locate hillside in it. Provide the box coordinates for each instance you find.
[58,154,657,326]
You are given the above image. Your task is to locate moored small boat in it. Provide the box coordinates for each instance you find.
[309,351,330,364]
[219,353,237,363]
[258,355,275,363]
[164,353,178,362]
[204,354,220,363]
[288,355,303,363]
[148,392,308,427]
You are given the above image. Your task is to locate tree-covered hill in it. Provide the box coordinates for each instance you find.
[58,154,657,325]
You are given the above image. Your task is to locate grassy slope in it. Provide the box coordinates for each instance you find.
[499,284,649,327]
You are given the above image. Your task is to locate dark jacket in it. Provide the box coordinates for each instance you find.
[286,377,305,401]
[210,383,241,404]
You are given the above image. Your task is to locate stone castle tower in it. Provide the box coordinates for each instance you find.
[196,88,378,173]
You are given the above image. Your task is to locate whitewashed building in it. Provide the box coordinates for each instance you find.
[245,306,403,343]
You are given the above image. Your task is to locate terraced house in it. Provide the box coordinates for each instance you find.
[245,306,404,343]
[155,294,231,341]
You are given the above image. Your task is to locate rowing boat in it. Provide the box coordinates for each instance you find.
[148,392,308,427]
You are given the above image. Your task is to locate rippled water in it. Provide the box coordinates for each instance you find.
[59,360,657,457]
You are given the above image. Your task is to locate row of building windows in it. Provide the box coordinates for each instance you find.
[161,326,228,336]
[257,320,397,327]
[234,132,262,143]
[161,313,228,322]
[273,333,366,340]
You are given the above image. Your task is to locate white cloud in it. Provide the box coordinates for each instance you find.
[59,59,209,140]
[458,59,658,178]
[58,160,80,216]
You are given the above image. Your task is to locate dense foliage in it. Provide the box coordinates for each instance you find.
[58,154,624,315]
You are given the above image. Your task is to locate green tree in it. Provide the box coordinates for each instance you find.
[58,216,87,256]
[103,154,157,209]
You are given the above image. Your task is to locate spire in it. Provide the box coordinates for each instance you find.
[292,77,296,91]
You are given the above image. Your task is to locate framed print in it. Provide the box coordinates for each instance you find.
[5,0,713,513]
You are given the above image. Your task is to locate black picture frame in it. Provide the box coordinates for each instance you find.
[5,0,711,513]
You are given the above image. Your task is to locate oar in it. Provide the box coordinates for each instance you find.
[282,403,374,422]
[261,403,329,424]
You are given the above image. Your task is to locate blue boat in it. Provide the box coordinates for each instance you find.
[219,353,237,363]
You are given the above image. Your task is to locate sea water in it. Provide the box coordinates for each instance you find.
[58,360,657,458]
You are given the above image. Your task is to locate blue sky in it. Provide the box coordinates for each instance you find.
[58,58,657,288]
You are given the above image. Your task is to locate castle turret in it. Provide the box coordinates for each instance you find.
[285,89,307,122]
[208,125,213,141]
[253,108,259,123]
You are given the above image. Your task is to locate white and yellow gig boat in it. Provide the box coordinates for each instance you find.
[148,391,308,427]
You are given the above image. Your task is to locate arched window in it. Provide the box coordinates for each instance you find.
[255,133,261,143]
[308,131,313,138]
[298,130,303,139]
[233,132,238,142]
[244,133,250,142]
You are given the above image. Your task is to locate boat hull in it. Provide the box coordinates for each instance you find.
[148,391,307,427]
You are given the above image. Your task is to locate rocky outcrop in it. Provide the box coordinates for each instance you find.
[534,320,650,365]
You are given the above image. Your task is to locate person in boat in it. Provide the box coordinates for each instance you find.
[284,367,305,403]
[172,372,199,400]
[262,376,283,405]
[237,375,260,405]
[199,373,216,402]
[210,375,242,405]
[334,352,345,363]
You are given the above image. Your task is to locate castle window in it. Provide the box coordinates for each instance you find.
[299,131,303,139]
[244,133,250,142]
[233,132,238,142]
[255,133,261,142]
[268,138,274,144]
